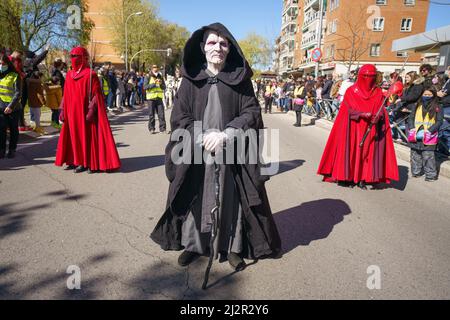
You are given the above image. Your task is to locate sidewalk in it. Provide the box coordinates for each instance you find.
[286,111,450,179]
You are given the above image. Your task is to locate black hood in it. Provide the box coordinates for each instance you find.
[181,22,253,85]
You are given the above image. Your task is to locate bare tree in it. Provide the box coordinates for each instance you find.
[323,4,386,73]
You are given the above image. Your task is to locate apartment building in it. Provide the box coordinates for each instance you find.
[279,0,429,77]
[278,0,300,74]
[84,0,124,66]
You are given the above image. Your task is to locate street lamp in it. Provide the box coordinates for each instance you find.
[125,11,143,72]
[129,48,172,74]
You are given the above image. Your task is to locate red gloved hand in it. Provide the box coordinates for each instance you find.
[360,112,372,120]
[370,114,381,125]
[86,95,98,123]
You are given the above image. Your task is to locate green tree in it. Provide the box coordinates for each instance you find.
[108,0,189,73]
[0,0,94,51]
[238,32,272,71]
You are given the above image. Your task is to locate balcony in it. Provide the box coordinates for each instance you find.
[281,33,296,44]
[282,13,298,28]
[304,0,320,11]
[283,0,299,14]
[279,48,294,61]
[302,10,325,30]
[301,32,318,49]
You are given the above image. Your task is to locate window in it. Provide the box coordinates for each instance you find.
[330,44,335,59]
[331,19,338,33]
[404,0,415,5]
[372,17,385,31]
[396,51,408,58]
[330,0,340,11]
[370,44,381,57]
[376,0,387,5]
[401,18,413,32]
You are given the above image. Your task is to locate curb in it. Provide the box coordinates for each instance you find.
[286,111,450,179]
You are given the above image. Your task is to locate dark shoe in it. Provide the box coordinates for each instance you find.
[74,165,87,173]
[0,149,5,159]
[293,124,301,127]
[149,128,156,134]
[6,150,15,159]
[425,177,437,182]
[338,181,354,188]
[64,164,76,170]
[228,252,246,271]
[357,181,367,190]
[178,250,200,267]
[87,168,95,174]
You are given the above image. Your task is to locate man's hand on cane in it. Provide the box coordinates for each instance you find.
[203,131,228,153]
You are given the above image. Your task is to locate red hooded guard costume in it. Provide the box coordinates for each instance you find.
[317,64,399,184]
[55,46,121,171]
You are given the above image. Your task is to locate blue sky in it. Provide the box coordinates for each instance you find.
[157,0,449,42]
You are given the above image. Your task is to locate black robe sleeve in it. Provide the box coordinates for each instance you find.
[165,79,195,182]
[226,79,262,131]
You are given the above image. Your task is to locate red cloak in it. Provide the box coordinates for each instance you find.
[55,66,121,171]
[317,67,399,184]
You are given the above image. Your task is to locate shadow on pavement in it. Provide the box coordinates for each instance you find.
[0,191,88,241]
[269,159,305,176]
[377,165,409,191]
[273,198,351,255]
[127,260,241,299]
[119,155,165,173]
[0,202,52,240]
[0,136,58,170]
[0,252,115,299]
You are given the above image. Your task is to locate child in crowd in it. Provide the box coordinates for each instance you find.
[27,71,46,135]
[407,86,444,181]
[43,76,63,129]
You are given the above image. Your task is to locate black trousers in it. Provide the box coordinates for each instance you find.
[0,110,20,152]
[148,99,166,132]
[410,149,437,179]
[51,109,60,123]
[264,97,273,113]
[295,110,302,126]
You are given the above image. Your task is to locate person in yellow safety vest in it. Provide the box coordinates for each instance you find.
[144,64,167,134]
[0,50,22,159]
[99,68,110,99]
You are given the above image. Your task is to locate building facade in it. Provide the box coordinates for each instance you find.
[278,0,430,77]
[84,0,124,66]
[278,0,300,75]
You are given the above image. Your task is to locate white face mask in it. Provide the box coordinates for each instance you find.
[204,31,229,67]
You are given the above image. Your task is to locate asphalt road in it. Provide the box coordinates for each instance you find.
[1,106,449,299]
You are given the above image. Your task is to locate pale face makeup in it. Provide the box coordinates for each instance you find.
[203,31,229,74]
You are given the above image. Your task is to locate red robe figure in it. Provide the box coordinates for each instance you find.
[55,47,121,173]
[317,64,399,188]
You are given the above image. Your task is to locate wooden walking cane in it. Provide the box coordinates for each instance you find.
[202,152,220,290]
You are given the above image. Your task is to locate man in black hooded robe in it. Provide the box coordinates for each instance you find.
[150,23,281,270]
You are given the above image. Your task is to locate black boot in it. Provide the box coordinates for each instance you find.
[357,181,367,190]
[178,250,200,267]
[74,165,87,173]
[0,149,5,159]
[228,252,246,271]
[64,164,76,170]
